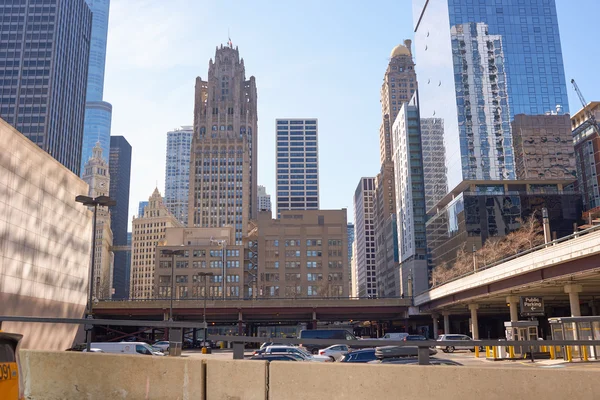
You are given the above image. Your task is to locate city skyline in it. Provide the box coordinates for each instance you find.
[102,0,600,226]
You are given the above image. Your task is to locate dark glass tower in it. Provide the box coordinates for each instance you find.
[413,0,570,190]
[0,0,92,175]
[109,135,131,299]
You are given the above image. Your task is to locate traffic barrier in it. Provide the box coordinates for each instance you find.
[19,350,600,399]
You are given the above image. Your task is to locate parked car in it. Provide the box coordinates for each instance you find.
[339,348,377,363]
[298,329,356,354]
[88,342,164,356]
[152,341,170,352]
[368,357,462,366]
[250,354,300,362]
[380,332,409,341]
[404,335,427,341]
[318,344,350,361]
[259,342,286,349]
[375,345,437,358]
[436,334,482,353]
[263,345,332,362]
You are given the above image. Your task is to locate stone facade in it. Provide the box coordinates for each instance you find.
[0,119,92,350]
[154,227,245,299]
[130,189,183,299]
[190,44,258,248]
[252,210,349,299]
[81,143,113,300]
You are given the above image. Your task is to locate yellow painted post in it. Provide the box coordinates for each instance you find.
[566,346,573,362]
[549,345,555,360]
[474,346,480,358]
[492,346,498,359]
[582,346,589,362]
[509,346,515,358]
[485,346,491,358]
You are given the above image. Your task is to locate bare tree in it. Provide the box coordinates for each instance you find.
[431,213,545,286]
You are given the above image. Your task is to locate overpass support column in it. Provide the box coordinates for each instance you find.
[442,311,450,334]
[506,296,519,322]
[469,304,479,340]
[312,310,317,330]
[432,314,439,339]
[564,284,583,317]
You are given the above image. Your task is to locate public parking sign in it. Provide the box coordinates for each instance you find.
[520,296,545,316]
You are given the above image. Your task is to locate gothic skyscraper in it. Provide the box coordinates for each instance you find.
[189,44,258,245]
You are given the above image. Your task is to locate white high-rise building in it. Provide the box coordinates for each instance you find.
[165,125,193,225]
[353,177,376,298]
[275,119,319,217]
[258,185,271,211]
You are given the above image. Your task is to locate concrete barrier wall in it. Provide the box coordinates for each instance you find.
[269,362,599,400]
[20,351,600,400]
[205,359,267,400]
[21,350,206,400]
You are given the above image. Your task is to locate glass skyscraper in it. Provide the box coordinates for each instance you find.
[165,126,193,225]
[80,0,113,175]
[276,119,319,217]
[0,0,92,175]
[413,0,570,190]
[109,135,131,299]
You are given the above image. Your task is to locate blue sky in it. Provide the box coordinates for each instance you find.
[103,0,600,228]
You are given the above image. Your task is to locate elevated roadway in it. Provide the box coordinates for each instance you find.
[415,228,600,316]
[93,297,412,323]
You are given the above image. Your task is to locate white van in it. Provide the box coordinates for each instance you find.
[380,333,409,341]
[84,342,164,356]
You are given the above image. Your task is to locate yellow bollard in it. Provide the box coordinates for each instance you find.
[549,346,555,360]
[202,346,207,354]
[582,346,589,362]
[220,341,225,349]
[485,346,491,358]
[509,346,515,359]
[566,346,573,362]
[492,346,498,359]
[474,346,480,358]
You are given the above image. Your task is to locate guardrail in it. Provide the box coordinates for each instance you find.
[4,316,598,365]
[209,334,600,365]
[426,222,600,291]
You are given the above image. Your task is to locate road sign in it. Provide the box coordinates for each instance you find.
[520,296,545,316]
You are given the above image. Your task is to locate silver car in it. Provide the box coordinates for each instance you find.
[436,334,481,353]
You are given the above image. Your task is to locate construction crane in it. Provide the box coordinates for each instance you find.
[571,78,600,135]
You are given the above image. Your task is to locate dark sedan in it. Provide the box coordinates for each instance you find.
[339,348,377,363]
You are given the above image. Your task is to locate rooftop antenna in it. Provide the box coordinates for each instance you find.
[228,28,232,48]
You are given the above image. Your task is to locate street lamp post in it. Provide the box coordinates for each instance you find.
[75,195,116,352]
[197,272,213,350]
[161,249,185,321]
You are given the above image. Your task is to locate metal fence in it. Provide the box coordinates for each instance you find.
[3,316,600,365]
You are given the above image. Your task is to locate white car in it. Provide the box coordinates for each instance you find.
[318,344,350,361]
[436,334,481,353]
[152,341,170,352]
[263,345,332,362]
